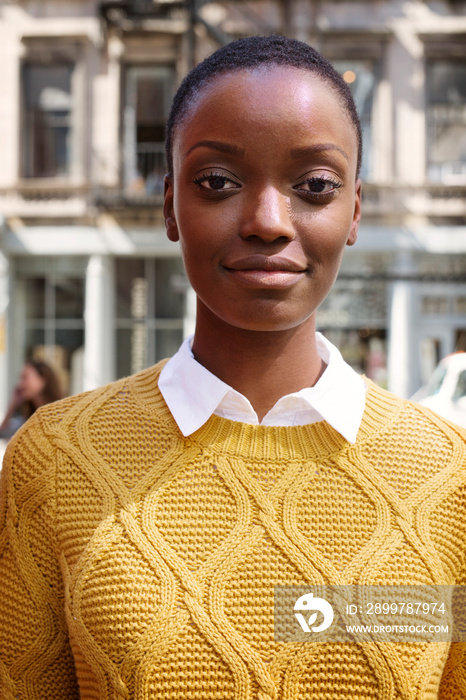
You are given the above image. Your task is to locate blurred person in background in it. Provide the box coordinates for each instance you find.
[0,359,63,439]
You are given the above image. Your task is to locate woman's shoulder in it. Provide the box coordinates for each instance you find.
[33,359,168,432]
[3,360,170,473]
[358,380,466,507]
[364,378,466,445]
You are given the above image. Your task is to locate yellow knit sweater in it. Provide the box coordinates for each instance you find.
[1,361,465,700]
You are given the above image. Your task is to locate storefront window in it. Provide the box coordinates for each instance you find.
[15,257,86,396]
[317,277,388,386]
[115,257,185,377]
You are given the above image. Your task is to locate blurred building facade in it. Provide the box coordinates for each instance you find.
[0,0,465,409]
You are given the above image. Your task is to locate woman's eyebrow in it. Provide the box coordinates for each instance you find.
[290,143,349,162]
[184,140,245,158]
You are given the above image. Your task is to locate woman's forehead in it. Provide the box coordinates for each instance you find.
[183,65,333,117]
[173,66,358,162]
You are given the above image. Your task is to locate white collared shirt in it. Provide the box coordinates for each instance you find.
[159,332,366,443]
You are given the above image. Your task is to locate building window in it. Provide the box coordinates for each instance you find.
[15,257,86,396]
[123,66,174,197]
[426,60,466,183]
[22,63,74,178]
[115,257,185,377]
[333,60,376,181]
[421,295,449,315]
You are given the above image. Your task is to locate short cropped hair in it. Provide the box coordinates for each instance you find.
[165,34,362,178]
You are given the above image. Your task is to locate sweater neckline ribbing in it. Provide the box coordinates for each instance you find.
[128,360,405,461]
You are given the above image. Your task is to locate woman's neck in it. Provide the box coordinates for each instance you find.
[192,311,325,422]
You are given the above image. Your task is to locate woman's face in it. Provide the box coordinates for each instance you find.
[19,364,45,401]
[164,66,361,334]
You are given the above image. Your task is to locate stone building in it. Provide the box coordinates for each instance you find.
[0,0,465,412]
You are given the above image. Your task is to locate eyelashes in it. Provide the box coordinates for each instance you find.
[293,176,343,200]
[193,171,240,191]
[192,171,343,201]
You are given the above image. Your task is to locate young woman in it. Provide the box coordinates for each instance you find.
[0,359,63,439]
[1,35,465,700]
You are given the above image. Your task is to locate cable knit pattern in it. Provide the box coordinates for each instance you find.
[0,360,465,699]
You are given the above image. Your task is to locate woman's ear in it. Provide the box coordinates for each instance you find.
[163,175,179,242]
[346,179,361,247]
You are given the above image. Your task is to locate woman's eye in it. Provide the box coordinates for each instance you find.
[193,173,240,191]
[294,177,342,197]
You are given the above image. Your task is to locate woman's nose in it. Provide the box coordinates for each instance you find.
[239,185,295,243]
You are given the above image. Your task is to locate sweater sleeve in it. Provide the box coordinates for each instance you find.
[438,480,466,700]
[439,596,466,697]
[0,413,79,699]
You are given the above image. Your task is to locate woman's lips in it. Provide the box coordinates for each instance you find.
[224,256,307,287]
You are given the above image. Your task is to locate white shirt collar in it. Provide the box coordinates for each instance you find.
[158,332,366,443]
